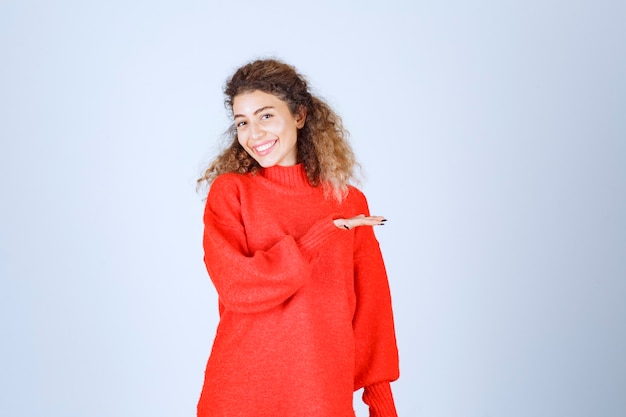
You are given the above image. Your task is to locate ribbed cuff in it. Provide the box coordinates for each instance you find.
[297,215,344,261]
[362,382,398,417]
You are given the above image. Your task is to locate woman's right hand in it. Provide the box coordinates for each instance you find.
[333,214,387,230]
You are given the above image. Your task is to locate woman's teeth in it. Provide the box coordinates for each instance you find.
[255,141,276,152]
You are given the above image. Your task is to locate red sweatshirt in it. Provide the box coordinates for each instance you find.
[197,164,399,417]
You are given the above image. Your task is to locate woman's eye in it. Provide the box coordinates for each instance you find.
[261,113,272,120]
[236,121,246,128]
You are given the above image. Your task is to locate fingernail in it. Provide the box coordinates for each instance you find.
[381,219,388,222]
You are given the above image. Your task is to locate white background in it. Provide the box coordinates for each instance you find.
[1,1,625,416]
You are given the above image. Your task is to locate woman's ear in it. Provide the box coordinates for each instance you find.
[295,105,307,129]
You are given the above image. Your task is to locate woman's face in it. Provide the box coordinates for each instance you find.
[233,90,306,168]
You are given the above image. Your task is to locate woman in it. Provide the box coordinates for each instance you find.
[197,58,399,417]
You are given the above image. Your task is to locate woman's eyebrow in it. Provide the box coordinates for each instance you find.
[234,106,274,119]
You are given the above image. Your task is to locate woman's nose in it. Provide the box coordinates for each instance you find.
[249,122,265,139]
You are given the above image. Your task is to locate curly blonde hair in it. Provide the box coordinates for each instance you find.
[197,58,359,200]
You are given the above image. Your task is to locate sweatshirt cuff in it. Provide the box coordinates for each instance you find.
[297,215,343,261]
[362,381,398,417]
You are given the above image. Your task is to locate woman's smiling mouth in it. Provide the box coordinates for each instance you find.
[253,140,277,155]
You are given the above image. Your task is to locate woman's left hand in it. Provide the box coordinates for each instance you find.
[333,214,387,230]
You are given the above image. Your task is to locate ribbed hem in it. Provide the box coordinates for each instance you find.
[362,382,398,417]
[260,164,310,188]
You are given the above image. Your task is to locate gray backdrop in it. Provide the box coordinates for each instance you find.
[1,1,624,416]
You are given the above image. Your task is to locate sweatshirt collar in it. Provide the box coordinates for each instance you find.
[260,164,311,188]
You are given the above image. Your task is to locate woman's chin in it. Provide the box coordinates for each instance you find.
[256,158,276,168]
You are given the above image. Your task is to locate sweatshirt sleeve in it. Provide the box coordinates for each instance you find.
[362,381,398,417]
[351,192,400,415]
[203,175,343,314]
